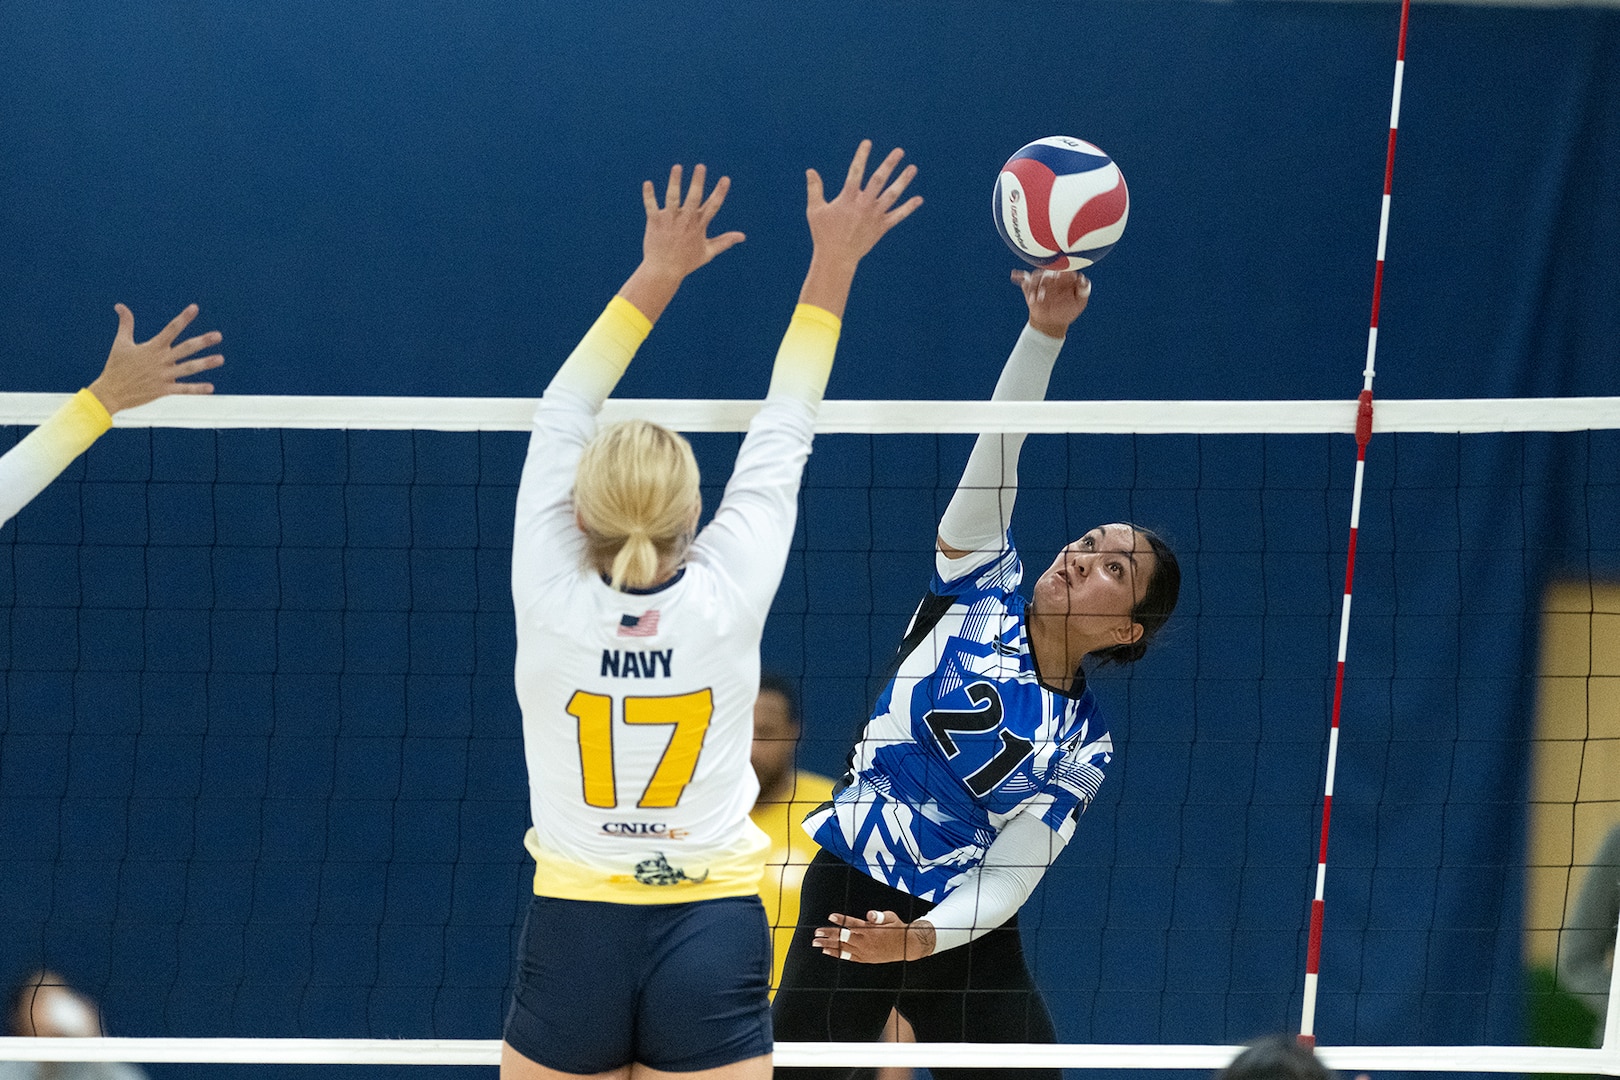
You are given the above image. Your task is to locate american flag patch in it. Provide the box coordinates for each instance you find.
[618,610,660,637]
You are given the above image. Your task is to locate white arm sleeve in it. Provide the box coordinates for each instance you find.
[0,390,112,532]
[921,810,1069,954]
[688,305,839,616]
[511,297,651,618]
[511,386,597,622]
[687,396,815,616]
[935,324,1064,559]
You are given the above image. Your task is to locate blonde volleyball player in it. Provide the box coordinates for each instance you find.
[504,142,921,1080]
[772,270,1181,1080]
[0,304,222,531]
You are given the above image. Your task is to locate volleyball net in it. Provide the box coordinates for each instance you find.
[1,393,1618,1075]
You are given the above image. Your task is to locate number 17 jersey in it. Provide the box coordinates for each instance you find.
[512,386,817,905]
[805,535,1113,903]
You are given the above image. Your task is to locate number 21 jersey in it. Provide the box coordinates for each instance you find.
[805,535,1113,902]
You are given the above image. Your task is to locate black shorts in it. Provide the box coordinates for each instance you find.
[504,893,773,1074]
[772,851,1057,1080]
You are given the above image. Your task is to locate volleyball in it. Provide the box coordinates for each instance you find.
[993,136,1129,270]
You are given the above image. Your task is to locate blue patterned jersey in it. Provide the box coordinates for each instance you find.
[804,534,1112,902]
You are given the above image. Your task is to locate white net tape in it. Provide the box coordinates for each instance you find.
[0,1038,1617,1072]
[5,394,1620,434]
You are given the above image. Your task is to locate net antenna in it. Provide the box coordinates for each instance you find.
[1298,0,1413,1049]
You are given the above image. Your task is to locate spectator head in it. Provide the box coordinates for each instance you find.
[6,970,102,1038]
[751,674,802,801]
[1218,1037,1335,1080]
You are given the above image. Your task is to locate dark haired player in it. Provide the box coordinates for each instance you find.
[773,270,1181,1080]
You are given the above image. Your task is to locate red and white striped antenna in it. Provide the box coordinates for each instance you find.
[1299,0,1413,1048]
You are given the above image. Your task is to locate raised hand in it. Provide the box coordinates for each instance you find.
[805,140,922,266]
[88,304,223,414]
[798,140,923,318]
[641,163,746,280]
[1014,269,1091,339]
[619,163,745,325]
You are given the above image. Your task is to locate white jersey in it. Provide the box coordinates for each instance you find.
[512,384,815,904]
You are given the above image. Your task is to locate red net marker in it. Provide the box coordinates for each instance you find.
[1298,0,1412,1050]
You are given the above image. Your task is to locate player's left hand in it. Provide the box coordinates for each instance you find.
[815,910,936,964]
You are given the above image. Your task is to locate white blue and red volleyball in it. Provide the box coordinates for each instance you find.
[993,136,1129,270]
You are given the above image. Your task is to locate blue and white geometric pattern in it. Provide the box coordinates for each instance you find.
[806,532,1112,902]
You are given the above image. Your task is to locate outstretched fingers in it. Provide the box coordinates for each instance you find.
[171,329,223,362]
[705,230,747,260]
[170,353,224,394]
[843,139,873,194]
[93,303,222,414]
[861,147,923,228]
[113,303,135,345]
[805,167,826,208]
[801,140,924,279]
[152,303,199,348]
[699,173,732,221]
[683,163,708,210]
[664,164,684,211]
[635,162,745,287]
[864,145,906,196]
[877,162,918,208]
[176,354,225,377]
[883,189,924,229]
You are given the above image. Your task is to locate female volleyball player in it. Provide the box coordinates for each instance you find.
[504,142,921,1080]
[0,304,222,531]
[771,269,1181,1080]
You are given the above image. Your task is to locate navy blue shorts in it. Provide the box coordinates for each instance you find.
[503,894,773,1074]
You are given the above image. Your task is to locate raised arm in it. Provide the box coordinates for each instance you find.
[935,270,1091,561]
[547,164,745,410]
[764,139,922,405]
[693,141,922,609]
[513,164,743,610]
[0,303,222,531]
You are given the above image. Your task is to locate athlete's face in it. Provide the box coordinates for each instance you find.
[1032,523,1155,657]
[750,688,798,799]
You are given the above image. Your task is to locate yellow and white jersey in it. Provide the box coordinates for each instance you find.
[512,299,836,905]
[0,390,112,531]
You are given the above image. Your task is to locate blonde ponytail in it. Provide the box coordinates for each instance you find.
[574,420,701,591]
[607,528,659,593]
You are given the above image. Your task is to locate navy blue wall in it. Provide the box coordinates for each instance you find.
[2,0,1619,1067]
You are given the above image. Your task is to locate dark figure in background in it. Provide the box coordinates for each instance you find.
[0,971,149,1080]
[1558,821,1620,1042]
[771,271,1181,1080]
[1216,1039,1336,1080]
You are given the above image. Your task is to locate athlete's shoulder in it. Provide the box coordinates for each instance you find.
[933,531,1023,595]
